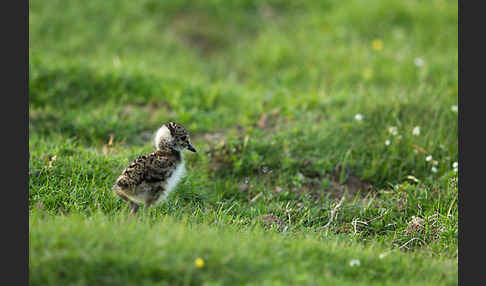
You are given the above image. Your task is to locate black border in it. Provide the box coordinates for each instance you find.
[1,0,29,284]
[459,0,481,285]
[0,0,29,285]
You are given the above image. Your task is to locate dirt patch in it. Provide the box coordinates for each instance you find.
[121,102,173,120]
[406,216,425,234]
[405,214,446,238]
[143,101,172,118]
[312,164,373,200]
[195,132,226,147]
[328,174,374,200]
[193,124,246,145]
[261,214,285,229]
[257,108,281,131]
[199,111,285,174]
[298,162,374,201]
[205,139,236,173]
[198,126,247,173]
[169,12,228,56]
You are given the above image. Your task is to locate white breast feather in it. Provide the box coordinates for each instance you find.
[155,160,186,205]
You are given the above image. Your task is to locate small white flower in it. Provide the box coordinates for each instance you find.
[388,126,398,136]
[431,167,438,173]
[451,105,458,113]
[414,57,424,67]
[452,162,458,168]
[426,155,433,162]
[379,253,387,259]
[355,114,364,121]
[385,139,391,146]
[349,259,361,267]
[412,126,420,136]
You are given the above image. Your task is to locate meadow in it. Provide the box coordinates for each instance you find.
[29,0,458,285]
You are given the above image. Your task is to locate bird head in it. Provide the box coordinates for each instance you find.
[154,122,196,153]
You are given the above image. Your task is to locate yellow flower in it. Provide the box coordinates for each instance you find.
[362,68,373,80]
[371,39,383,51]
[195,258,205,268]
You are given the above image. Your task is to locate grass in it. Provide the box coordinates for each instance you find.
[29,0,458,285]
[30,212,457,286]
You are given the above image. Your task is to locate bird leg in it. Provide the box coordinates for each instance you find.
[115,191,139,215]
[129,201,140,215]
[144,191,162,214]
[144,198,155,213]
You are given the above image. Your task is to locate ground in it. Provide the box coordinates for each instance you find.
[29,0,458,285]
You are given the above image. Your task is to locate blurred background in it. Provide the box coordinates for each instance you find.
[30,0,458,87]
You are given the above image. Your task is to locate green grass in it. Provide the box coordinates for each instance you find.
[30,212,457,286]
[29,0,458,284]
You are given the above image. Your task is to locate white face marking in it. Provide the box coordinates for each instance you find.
[154,125,172,150]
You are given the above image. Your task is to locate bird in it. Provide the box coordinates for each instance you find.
[113,122,196,214]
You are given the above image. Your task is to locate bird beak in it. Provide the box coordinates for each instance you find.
[187,144,197,152]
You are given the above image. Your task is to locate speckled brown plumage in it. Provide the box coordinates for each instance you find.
[113,122,196,214]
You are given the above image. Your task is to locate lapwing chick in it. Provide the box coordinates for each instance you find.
[113,122,196,214]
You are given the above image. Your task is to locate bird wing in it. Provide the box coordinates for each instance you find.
[143,153,177,183]
[115,151,176,188]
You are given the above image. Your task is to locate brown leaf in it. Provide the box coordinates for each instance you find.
[257,113,269,129]
[257,108,280,130]
[108,133,114,146]
[413,144,428,154]
[407,216,425,234]
[262,214,284,227]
